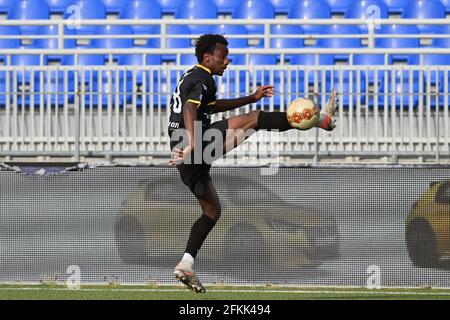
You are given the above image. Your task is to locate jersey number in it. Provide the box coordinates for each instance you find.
[172,72,190,114]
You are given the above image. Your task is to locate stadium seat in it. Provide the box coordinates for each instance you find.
[10,52,47,106]
[353,54,391,107]
[316,25,361,63]
[64,0,106,35]
[324,70,367,107]
[271,24,303,63]
[161,25,192,62]
[382,0,410,14]
[0,26,20,63]
[39,69,75,106]
[100,0,128,14]
[232,0,275,34]
[420,50,450,108]
[324,0,353,15]
[91,25,134,62]
[269,0,295,14]
[175,0,217,35]
[215,24,247,65]
[34,25,76,62]
[403,0,446,34]
[288,0,331,34]
[0,0,14,13]
[119,0,161,36]
[120,51,162,105]
[8,0,50,35]
[156,0,183,14]
[434,25,450,47]
[375,25,420,64]
[440,0,450,13]
[212,0,240,14]
[45,0,72,13]
[345,0,389,33]
[288,53,333,98]
[61,50,104,106]
[379,70,420,109]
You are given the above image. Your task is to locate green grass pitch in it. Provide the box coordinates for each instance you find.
[0,284,450,300]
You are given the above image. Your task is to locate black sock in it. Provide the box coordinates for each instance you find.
[256,111,292,132]
[185,214,217,259]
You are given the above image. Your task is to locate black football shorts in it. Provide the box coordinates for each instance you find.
[169,119,228,197]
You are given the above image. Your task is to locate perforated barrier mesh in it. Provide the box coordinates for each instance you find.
[1,165,450,287]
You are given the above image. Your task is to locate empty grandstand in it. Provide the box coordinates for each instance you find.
[0,0,448,164]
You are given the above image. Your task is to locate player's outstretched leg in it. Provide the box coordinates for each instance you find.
[316,88,338,131]
[173,260,206,293]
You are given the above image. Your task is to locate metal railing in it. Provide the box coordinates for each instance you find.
[0,64,449,163]
[0,18,449,163]
[0,18,449,49]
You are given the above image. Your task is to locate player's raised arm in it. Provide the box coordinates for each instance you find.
[209,85,274,114]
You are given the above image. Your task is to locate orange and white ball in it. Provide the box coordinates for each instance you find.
[286,98,320,130]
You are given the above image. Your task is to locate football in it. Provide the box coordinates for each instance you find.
[286,98,320,130]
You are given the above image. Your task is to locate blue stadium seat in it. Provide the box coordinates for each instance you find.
[325,0,353,15]
[156,0,183,14]
[316,25,361,63]
[119,0,161,36]
[162,25,192,62]
[8,0,50,35]
[34,25,76,62]
[120,51,162,105]
[215,24,247,65]
[91,25,134,62]
[64,0,106,35]
[91,69,129,107]
[324,70,367,107]
[180,54,197,66]
[420,51,450,108]
[0,26,20,63]
[434,25,450,47]
[212,0,240,14]
[46,0,72,13]
[10,52,47,106]
[40,69,75,105]
[0,0,14,13]
[232,0,275,34]
[175,0,217,35]
[440,0,450,13]
[269,0,295,14]
[288,0,331,34]
[403,0,446,34]
[345,0,388,33]
[61,51,104,106]
[288,53,333,98]
[375,25,420,64]
[382,0,410,14]
[247,43,281,106]
[271,24,303,63]
[378,70,420,109]
[101,0,128,14]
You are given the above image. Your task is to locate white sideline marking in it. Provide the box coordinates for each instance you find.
[1,287,450,296]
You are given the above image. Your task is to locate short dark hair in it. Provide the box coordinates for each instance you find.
[195,34,228,63]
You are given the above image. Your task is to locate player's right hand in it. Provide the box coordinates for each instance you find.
[169,146,194,166]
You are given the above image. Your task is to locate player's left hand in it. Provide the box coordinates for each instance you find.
[252,85,274,102]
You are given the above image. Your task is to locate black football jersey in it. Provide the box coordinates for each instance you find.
[168,64,217,136]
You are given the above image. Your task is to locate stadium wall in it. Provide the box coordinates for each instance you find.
[1,164,450,288]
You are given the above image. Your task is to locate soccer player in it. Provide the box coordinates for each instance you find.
[168,34,337,293]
